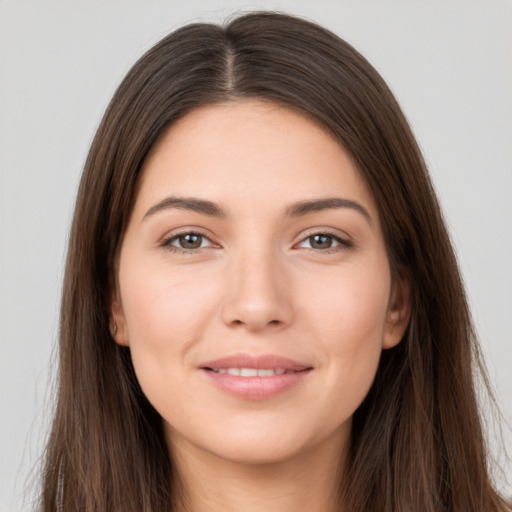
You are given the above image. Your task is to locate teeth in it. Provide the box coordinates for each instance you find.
[240,368,258,377]
[212,368,289,377]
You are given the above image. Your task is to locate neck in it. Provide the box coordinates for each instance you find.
[169,430,348,512]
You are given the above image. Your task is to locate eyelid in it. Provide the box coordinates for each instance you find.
[293,228,352,252]
[160,227,220,253]
[158,226,352,254]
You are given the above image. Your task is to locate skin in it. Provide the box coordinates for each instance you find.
[111,100,410,512]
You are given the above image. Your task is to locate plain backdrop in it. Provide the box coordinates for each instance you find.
[1,1,511,510]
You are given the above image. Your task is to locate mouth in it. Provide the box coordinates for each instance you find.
[205,367,307,377]
[199,354,313,400]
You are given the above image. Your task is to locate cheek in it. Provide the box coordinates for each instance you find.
[117,258,221,403]
[306,259,390,338]
[302,260,391,397]
[120,260,218,346]
[119,277,217,432]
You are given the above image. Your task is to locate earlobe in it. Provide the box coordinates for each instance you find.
[383,273,411,349]
[110,288,129,346]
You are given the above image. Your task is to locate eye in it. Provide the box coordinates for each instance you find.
[296,232,351,252]
[162,231,216,253]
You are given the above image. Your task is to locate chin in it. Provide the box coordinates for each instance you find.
[207,437,311,466]
[167,414,349,469]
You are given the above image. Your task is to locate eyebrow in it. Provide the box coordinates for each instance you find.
[143,195,372,226]
[284,197,372,226]
[143,196,227,219]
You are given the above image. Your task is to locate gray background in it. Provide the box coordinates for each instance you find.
[1,1,511,510]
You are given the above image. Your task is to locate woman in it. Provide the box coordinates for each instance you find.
[39,11,509,512]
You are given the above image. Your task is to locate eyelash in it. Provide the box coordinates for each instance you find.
[161,231,213,254]
[161,230,352,255]
[296,231,352,253]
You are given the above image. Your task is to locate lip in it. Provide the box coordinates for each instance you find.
[199,353,313,401]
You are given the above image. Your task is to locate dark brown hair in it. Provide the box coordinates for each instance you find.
[40,11,508,512]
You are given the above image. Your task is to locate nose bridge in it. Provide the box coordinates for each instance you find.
[221,238,292,331]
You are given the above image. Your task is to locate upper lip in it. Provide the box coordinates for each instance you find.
[200,353,312,371]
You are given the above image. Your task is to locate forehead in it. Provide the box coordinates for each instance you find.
[135,99,377,217]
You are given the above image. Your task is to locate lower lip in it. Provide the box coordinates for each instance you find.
[201,369,312,400]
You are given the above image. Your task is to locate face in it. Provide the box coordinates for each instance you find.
[112,100,410,466]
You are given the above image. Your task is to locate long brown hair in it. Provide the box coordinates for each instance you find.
[39,11,508,511]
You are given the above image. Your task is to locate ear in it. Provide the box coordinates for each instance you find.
[383,272,411,349]
[110,287,129,346]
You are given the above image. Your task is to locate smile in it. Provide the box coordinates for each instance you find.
[200,354,313,400]
[208,368,293,376]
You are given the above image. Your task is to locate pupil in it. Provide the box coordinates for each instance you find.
[311,234,332,249]
[180,234,202,249]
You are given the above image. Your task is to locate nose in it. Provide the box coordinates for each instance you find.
[220,248,294,332]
